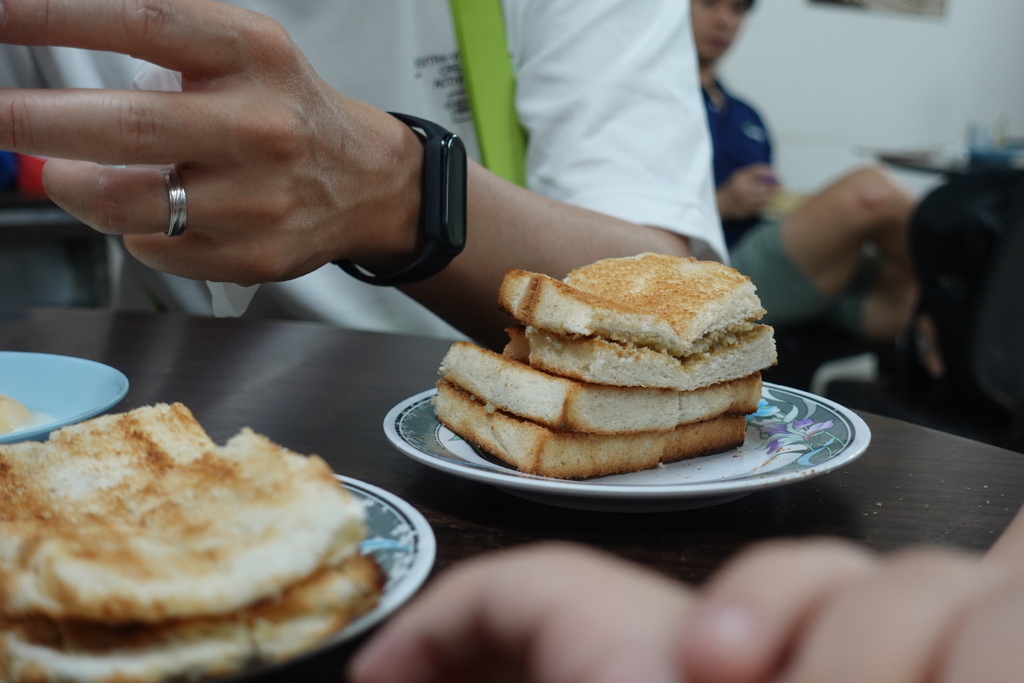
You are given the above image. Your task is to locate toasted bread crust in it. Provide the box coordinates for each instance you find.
[0,404,367,624]
[0,555,383,683]
[444,254,775,480]
[440,341,762,433]
[498,254,766,357]
[0,405,382,682]
[434,380,748,479]
[524,324,777,391]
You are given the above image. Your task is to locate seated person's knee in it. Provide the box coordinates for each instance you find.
[844,166,913,227]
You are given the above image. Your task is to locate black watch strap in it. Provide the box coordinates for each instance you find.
[334,113,468,287]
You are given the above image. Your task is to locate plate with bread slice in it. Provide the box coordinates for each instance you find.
[386,382,868,512]
[385,253,870,512]
[331,475,436,642]
[0,351,129,443]
[0,403,435,682]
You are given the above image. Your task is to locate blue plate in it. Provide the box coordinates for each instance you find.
[0,352,129,443]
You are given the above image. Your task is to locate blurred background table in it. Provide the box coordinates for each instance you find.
[876,147,1024,176]
[3,306,1022,680]
[877,149,973,176]
[0,193,111,307]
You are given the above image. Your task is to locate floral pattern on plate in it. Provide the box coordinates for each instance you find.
[385,382,870,512]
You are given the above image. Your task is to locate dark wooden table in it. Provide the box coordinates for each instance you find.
[3,306,1022,680]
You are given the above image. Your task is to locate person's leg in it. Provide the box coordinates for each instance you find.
[779,166,918,340]
[822,255,920,341]
[858,258,920,340]
[729,220,833,329]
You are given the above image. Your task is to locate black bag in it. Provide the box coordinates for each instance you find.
[904,168,1024,448]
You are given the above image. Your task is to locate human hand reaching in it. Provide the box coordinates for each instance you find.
[679,536,1024,683]
[349,523,1024,683]
[0,0,423,285]
[716,163,779,221]
[348,543,694,683]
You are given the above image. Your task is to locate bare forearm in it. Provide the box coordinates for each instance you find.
[0,0,695,344]
[406,161,694,349]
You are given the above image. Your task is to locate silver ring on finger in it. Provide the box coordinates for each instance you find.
[162,167,188,237]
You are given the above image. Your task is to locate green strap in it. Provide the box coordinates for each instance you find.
[449,0,527,187]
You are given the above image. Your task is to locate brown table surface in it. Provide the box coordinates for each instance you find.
[3,306,1022,681]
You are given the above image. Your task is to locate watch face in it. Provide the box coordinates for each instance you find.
[442,134,468,251]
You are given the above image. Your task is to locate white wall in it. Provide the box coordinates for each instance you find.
[719,0,1024,196]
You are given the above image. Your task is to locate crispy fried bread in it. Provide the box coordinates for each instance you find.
[0,403,367,623]
[249,553,382,662]
[0,555,383,683]
[498,253,766,358]
[439,340,762,433]
[434,380,749,479]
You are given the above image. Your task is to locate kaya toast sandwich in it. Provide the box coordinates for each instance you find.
[434,253,776,479]
[497,252,777,391]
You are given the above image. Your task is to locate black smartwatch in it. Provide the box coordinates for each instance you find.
[335,113,468,287]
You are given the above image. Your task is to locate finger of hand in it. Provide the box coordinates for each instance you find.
[778,548,996,683]
[46,158,246,242]
[0,0,272,75]
[985,504,1024,565]
[44,159,176,235]
[348,543,694,683]
[679,538,874,683]
[47,155,300,242]
[753,167,779,186]
[114,163,340,286]
[123,232,293,286]
[738,163,771,180]
[940,568,1024,683]
[0,89,237,164]
[45,158,300,285]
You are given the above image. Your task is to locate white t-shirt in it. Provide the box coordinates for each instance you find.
[0,0,723,339]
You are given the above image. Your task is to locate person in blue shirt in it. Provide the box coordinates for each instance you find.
[694,0,919,342]
[703,69,772,250]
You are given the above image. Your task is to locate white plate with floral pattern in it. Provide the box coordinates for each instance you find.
[220,475,435,680]
[384,383,870,512]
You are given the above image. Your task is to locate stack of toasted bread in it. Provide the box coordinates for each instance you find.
[435,253,777,479]
[0,403,382,682]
